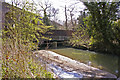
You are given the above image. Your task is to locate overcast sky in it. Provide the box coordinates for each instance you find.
[5,0,85,23]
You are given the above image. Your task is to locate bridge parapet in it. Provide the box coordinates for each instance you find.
[42,30,73,41]
[48,36,70,41]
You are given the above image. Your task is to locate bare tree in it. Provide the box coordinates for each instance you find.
[51,8,59,20]
[50,7,59,29]
[38,0,52,16]
[68,6,75,28]
[38,0,52,26]
[65,5,68,30]
[62,2,80,30]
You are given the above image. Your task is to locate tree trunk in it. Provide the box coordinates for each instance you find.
[65,5,68,30]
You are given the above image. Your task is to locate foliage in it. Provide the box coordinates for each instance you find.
[83,2,120,54]
[2,41,53,78]
[2,0,53,78]
[77,10,87,26]
[112,19,120,46]
[4,2,52,50]
[70,25,90,48]
[70,10,90,48]
[83,2,119,45]
[38,0,51,26]
[43,14,51,26]
[71,1,120,54]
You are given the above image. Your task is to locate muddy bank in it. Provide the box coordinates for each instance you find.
[34,50,117,78]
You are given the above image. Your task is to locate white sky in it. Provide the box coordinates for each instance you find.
[5,0,85,23]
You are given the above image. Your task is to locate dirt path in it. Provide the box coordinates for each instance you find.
[34,50,117,78]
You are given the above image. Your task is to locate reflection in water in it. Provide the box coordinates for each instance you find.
[89,52,118,75]
[51,48,118,76]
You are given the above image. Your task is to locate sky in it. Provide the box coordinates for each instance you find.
[5,0,86,23]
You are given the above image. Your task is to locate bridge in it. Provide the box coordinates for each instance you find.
[43,30,73,41]
[39,30,73,49]
[1,2,73,48]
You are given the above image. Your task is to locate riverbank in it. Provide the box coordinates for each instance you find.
[71,45,120,56]
[34,50,117,79]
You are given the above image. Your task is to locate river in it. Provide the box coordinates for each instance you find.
[50,48,119,76]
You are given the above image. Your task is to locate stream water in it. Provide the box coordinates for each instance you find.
[50,48,119,76]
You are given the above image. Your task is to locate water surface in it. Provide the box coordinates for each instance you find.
[51,48,118,76]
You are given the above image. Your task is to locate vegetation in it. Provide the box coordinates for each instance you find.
[2,0,53,78]
[1,0,120,78]
[70,2,120,55]
[38,0,52,26]
[43,11,51,26]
